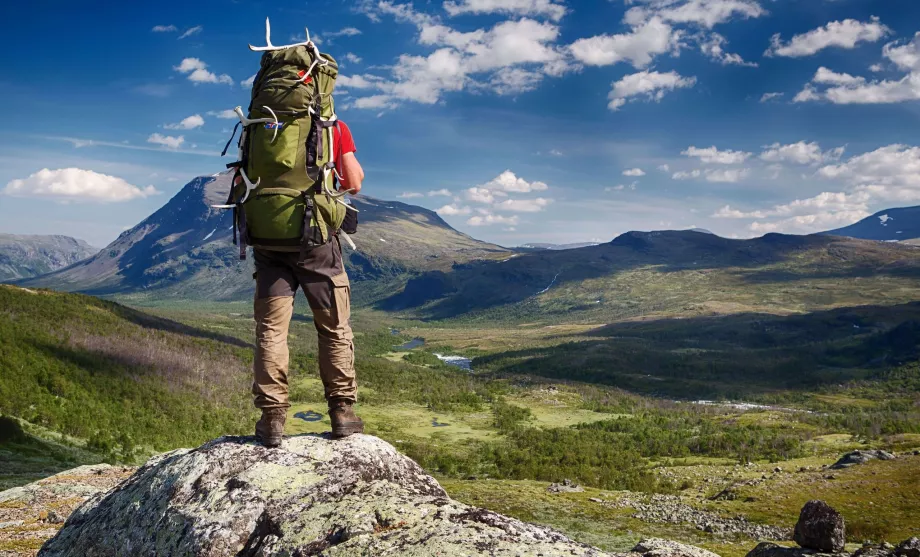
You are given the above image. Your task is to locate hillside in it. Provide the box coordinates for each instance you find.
[21,172,509,301]
[824,206,920,242]
[0,234,96,282]
[382,229,920,321]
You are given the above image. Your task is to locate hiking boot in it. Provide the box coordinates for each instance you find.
[255,408,287,448]
[328,398,364,438]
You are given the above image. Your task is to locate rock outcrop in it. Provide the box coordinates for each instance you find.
[626,538,722,557]
[38,434,612,556]
[793,500,846,553]
[830,450,896,470]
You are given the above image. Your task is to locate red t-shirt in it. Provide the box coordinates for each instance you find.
[333,121,356,172]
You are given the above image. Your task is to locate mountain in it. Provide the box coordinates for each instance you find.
[22,172,509,300]
[0,234,97,282]
[824,206,920,241]
[382,229,920,321]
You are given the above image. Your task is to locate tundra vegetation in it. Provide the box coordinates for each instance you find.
[1,284,918,555]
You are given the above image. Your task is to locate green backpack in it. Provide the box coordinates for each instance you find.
[219,20,354,259]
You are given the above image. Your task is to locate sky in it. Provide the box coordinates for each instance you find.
[4,0,920,248]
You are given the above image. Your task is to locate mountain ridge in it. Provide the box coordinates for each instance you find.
[0,234,97,282]
[823,205,920,242]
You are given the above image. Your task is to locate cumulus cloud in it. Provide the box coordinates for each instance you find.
[760,141,844,165]
[569,17,678,68]
[793,33,920,105]
[437,204,472,216]
[344,53,363,64]
[240,74,257,88]
[608,70,697,110]
[428,188,452,196]
[443,0,567,21]
[623,168,646,177]
[672,169,702,180]
[147,133,185,149]
[3,168,160,202]
[398,192,424,198]
[207,109,237,119]
[494,197,551,212]
[624,0,766,29]
[699,32,757,67]
[478,170,549,193]
[152,25,177,33]
[766,17,890,58]
[178,25,203,40]
[672,168,748,182]
[681,145,751,164]
[467,212,519,226]
[164,114,205,130]
[715,144,920,234]
[760,92,783,103]
[174,58,233,85]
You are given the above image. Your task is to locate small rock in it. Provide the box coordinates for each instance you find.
[46,510,66,524]
[589,498,603,503]
[830,450,897,470]
[0,520,24,529]
[793,500,846,553]
[632,538,721,557]
[896,537,920,557]
[774,467,783,473]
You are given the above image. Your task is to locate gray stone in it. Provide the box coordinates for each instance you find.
[548,478,585,493]
[38,434,611,556]
[632,538,721,557]
[896,537,920,557]
[745,542,846,557]
[830,450,897,470]
[793,500,846,553]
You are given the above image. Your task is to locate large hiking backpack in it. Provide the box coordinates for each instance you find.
[218,19,355,259]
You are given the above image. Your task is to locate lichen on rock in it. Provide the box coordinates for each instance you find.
[38,434,613,556]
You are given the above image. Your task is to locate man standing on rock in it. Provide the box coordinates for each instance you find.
[252,120,365,447]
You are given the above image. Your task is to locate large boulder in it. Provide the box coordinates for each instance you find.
[38,434,612,556]
[830,450,896,470]
[745,542,845,557]
[793,501,846,553]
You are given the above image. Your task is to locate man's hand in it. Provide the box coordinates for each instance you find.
[339,152,364,195]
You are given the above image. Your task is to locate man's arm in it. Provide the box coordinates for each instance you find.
[340,151,364,195]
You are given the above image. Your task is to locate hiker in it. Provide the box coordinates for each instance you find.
[251,119,364,447]
[217,27,364,447]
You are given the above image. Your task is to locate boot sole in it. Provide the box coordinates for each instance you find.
[331,423,364,438]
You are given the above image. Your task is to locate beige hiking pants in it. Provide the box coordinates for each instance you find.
[252,241,356,409]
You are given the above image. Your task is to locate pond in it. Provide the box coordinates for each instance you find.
[394,338,424,350]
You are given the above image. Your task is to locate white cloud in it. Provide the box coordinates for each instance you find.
[164,114,205,130]
[437,204,472,216]
[3,168,160,202]
[352,4,569,108]
[760,141,844,165]
[549,149,563,156]
[792,34,920,105]
[398,192,424,198]
[241,74,256,88]
[494,197,551,212]
[443,0,567,21]
[152,25,177,33]
[328,27,362,38]
[606,182,638,191]
[760,92,783,103]
[623,168,646,177]
[479,170,549,193]
[466,186,497,204]
[467,212,519,226]
[766,17,890,58]
[174,58,233,85]
[699,32,757,67]
[428,188,452,196]
[147,133,185,149]
[208,109,238,119]
[681,145,751,164]
[178,25,203,40]
[608,70,696,110]
[672,169,701,180]
[658,164,670,172]
[569,17,678,68]
[344,53,363,64]
[869,63,884,73]
[624,0,766,29]
[704,168,749,182]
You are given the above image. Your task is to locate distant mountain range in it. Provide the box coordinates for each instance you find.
[519,242,602,251]
[21,172,508,300]
[823,206,920,242]
[0,234,97,281]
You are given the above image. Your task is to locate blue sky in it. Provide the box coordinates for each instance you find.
[4,0,920,248]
